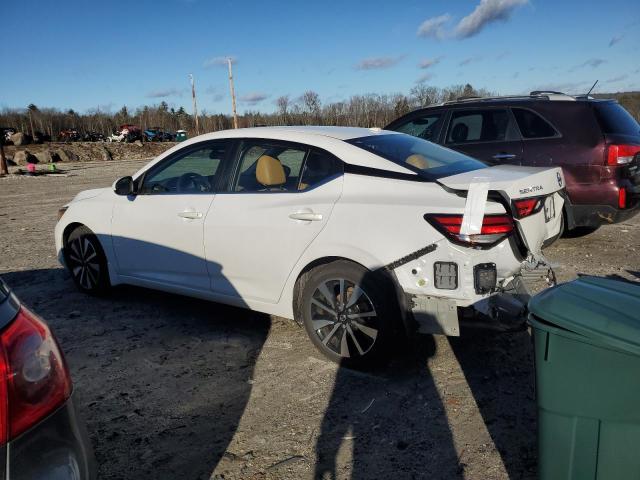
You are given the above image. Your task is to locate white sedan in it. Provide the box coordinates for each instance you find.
[55,126,565,367]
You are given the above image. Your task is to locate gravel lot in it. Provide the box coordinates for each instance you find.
[1,160,638,479]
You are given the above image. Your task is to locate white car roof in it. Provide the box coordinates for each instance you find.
[134,126,414,179]
[188,126,401,142]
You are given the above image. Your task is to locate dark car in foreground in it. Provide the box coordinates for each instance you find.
[0,278,95,479]
[386,92,640,232]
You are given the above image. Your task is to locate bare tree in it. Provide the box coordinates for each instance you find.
[276,95,290,125]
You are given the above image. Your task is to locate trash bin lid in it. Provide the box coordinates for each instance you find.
[528,276,640,355]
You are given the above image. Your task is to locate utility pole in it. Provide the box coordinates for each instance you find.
[189,73,200,135]
[227,58,239,129]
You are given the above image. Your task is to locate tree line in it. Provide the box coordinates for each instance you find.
[1,84,638,141]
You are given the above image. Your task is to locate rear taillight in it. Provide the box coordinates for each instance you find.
[0,307,71,444]
[619,187,627,209]
[425,214,514,247]
[512,197,544,218]
[607,144,640,166]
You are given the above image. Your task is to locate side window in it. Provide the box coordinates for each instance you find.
[512,108,558,138]
[234,141,307,192]
[446,109,519,144]
[140,142,228,194]
[393,113,443,142]
[298,149,343,190]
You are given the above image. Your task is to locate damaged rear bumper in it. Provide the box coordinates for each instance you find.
[403,258,556,336]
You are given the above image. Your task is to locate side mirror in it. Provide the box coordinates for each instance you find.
[114,176,135,196]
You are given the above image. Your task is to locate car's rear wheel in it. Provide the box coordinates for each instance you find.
[64,226,110,294]
[297,260,395,368]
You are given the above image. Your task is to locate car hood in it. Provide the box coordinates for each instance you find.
[68,188,109,204]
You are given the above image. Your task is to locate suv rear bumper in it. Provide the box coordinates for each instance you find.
[565,199,640,228]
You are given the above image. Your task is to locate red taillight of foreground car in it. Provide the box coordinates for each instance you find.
[512,197,544,218]
[425,214,514,247]
[607,144,640,166]
[0,306,72,444]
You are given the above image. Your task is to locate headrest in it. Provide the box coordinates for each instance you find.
[451,123,469,143]
[405,154,429,169]
[256,155,286,186]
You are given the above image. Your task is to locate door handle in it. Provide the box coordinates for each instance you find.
[289,212,323,222]
[492,153,516,160]
[178,210,203,219]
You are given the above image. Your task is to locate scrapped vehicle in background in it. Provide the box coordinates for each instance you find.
[107,124,142,143]
[386,92,640,234]
[82,131,105,142]
[55,126,565,367]
[1,127,17,144]
[144,128,175,142]
[0,278,96,479]
[143,127,162,142]
[59,129,82,142]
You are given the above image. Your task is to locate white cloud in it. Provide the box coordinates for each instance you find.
[239,92,270,105]
[459,55,482,66]
[146,88,183,98]
[418,57,442,69]
[203,56,237,68]
[569,58,606,72]
[606,74,629,83]
[415,73,434,84]
[355,55,404,70]
[417,14,451,39]
[609,34,624,47]
[454,0,528,38]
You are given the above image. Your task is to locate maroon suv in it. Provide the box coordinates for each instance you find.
[385,92,640,231]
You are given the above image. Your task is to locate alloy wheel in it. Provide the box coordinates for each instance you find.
[308,278,378,358]
[67,237,100,290]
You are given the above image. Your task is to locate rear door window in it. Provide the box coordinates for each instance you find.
[593,102,640,136]
[391,113,444,142]
[512,108,558,138]
[446,109,519,144]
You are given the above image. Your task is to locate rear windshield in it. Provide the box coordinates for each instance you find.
[593,102,640,136]
[347,133,486,180]
[0,278,7,303]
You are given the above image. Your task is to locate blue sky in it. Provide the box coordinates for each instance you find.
[1,0,638,114]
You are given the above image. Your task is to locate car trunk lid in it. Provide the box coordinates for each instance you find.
[437,164,566,255]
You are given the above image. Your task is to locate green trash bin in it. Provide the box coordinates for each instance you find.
[176,130,188,142]
[528,276,640,480]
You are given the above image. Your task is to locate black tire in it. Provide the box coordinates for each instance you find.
[297,260,396,368]
[64,226,110,295]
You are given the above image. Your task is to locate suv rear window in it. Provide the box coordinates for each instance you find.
[593,102,640,136]
[347,134,486,180]
[512,108,558,138]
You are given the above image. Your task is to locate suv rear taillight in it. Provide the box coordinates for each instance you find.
[607,144,640,166]
[512,197,544,218]
[0,307,71,444]
[425,214,514,247]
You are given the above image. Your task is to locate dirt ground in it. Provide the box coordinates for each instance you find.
[0,160,638,480]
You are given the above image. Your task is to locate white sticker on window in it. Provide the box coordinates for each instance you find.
[460,178,490,235]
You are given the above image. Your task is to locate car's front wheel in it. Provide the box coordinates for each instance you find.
[297,260,396,368]
[64,226,110,294]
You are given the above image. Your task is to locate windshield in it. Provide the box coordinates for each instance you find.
[593,102,640,136]
[347,133,486,180]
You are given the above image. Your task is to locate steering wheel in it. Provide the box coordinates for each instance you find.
[177,172,209,193]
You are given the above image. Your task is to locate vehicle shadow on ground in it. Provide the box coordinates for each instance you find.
[314,334,465,480]
[449,328,537,480]
[1,266,271,480]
